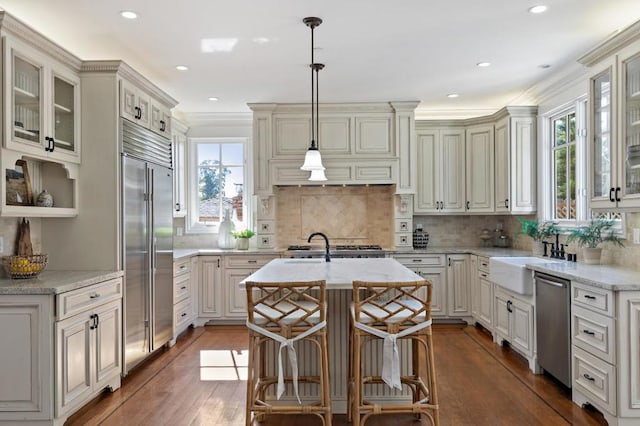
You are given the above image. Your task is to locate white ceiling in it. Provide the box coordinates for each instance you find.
[2,0,640,120]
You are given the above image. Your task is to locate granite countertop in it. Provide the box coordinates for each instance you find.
[173,248,284,260]
[240,258,422,290]
[0,270,124,295]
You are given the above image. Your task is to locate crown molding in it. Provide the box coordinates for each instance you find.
[248,102,416,115]
[578,20,640,67]
[180,112,253,127]
[0,11,82,71]
[414,107,498,121]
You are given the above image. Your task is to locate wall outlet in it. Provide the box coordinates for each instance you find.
[176,227,184,237]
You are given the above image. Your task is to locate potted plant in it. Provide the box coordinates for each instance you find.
[566,219,624,264]
[231,229,255,250]
[517,218,559,255]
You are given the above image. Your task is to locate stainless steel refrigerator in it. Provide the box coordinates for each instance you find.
[121,119,174,374]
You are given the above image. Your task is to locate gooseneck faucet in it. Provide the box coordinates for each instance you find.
[307,232,331,262]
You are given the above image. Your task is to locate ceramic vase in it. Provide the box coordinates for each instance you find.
[36,189,53,207]
[236,238,249,250]
[581,247,602,265]
[217,209,236,249]
[532,241,544,256]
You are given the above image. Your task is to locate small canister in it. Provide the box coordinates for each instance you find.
[413,224,429,249]
[36,189,53,207]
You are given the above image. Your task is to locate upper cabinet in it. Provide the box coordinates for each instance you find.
[4,37,81,164]
[248,102,418,194]
[415,107,536,215]
[120,79,173,139]
[172,119,188,217]
[581,24,640,210]
[0,13,83,217]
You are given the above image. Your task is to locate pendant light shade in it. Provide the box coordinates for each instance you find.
[300,17,327,180]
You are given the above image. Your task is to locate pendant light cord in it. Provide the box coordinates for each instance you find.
[310,24,316,149]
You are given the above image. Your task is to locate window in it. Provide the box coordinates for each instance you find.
[543,97,622,228]
[187,138,247,233]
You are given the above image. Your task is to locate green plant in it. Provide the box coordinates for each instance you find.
[566,219,624,249]
[231,229,255,239]
[517,218,559,241]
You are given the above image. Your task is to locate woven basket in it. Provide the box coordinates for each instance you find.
[3,254,48,279]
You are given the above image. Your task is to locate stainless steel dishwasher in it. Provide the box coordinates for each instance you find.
[535,272,571,388]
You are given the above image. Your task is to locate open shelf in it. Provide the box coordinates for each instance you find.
[54,103,72,113]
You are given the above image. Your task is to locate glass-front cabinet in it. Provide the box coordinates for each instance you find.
[622,52,640,202]
[3,37,80,164]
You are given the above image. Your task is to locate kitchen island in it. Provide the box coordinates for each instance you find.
[241,258,425,413]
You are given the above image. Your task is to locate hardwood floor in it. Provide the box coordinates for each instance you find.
[67,324,607,426]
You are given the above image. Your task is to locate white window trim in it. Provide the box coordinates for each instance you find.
[185,137,251,234]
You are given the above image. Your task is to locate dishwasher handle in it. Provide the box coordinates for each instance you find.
[535,275,569,289]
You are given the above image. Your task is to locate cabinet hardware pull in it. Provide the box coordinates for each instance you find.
[50,137,55,152]
[95,314,99,329]
[180,286,187,290]
[44,136,51,152]
[248,260,257,264]
[181,312,187,317]
[582,330,595,336]
[583,374,595,382]
[89,293,101,299]
[615,187,621,202]
[175,202,181,211]
[466,201,470,210]
[448,258,451,267]
[412,259,423,263]
[507,300,513,313]
[180,265,186,269]
[584,295,596,300]
[505,199,509,209]
[609,187,615,202]
[160,120,166,131]
[217,258,220,268]
[481,273,487,278]
[89,314,97,330]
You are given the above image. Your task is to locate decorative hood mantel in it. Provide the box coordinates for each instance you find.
[248,102,419,196]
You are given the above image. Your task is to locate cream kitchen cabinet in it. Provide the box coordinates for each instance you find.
[172,119,188,217]
[582,34,640,209]
[150,98,172,137]
[471,255,493,332]
[414,127,466,213]
[196,256,223,325]
[493,286,536,371]
[3,36,81,164]
[172,256,195,341]
[393,253,470,321]
[465,125,494,213]
[0,274,123,426]
[120,78,151,128]
[222,254,280,321]
[494,107,537,213]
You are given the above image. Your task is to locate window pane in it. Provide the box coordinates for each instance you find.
[222,166,244,222]
[554,147,567,219]
[198,143,220,163]
[568,113,576,143]
[569,144,576,219]
[554,117,566,146]
[221,144,244,165]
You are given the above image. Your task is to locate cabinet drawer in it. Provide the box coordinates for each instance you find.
[394,254,445,267]
[57,278,123,320]
[174,298,193,333]
[224,255,277,269]
[572,282,614,317]
[478,256,490,273]
[173,258,192,276]
[572,305,615,364]
[174,273,191,304]
[572,346,617,415]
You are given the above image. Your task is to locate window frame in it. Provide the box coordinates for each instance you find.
[185,137,250,234]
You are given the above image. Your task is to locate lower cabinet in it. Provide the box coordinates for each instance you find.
[0,276,123,425]
[172,256,195,340]
[393,253,470,322]
[197,256,222,325]
[493,286,536,371]
[471,255,493,332]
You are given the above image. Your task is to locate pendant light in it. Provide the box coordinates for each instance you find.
[300,17,327,181]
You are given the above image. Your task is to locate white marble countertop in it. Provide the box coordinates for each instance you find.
[526,262,640,291]
[0,270,124,295]
[240,258,423,290]
[173,248,284,260]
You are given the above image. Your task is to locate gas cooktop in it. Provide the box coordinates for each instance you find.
[286,244,383,251]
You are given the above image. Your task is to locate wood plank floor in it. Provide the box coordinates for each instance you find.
[67,324,607,426]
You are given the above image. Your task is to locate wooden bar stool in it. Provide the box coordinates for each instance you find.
[348,280,439,426]
[244,280,331,426]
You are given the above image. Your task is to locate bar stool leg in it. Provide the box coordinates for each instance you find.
[352,327,362,426]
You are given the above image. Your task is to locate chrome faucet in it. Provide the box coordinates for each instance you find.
[307,232,331,262]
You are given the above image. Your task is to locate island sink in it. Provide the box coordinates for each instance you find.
[489,257,558,295]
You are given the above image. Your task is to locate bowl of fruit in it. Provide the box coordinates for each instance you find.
[3,254,48,279]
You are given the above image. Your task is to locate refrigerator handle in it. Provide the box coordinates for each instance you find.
[153,237,158,272]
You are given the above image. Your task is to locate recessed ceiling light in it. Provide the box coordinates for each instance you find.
[120,10,138,20]
[539,64,551,69]
[477,62,491,67]
[208,97,219,101]
[175,65,189,71]
[200,38,238,53]
[528,5,548,14]
[447,93,460,99]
